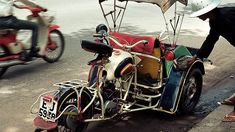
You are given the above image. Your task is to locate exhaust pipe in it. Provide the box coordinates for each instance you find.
[0,59,25,68]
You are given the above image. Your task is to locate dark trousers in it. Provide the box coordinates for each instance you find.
[0,15,38,50]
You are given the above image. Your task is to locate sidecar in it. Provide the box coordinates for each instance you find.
[88,0,205,114]
[88,28,205,115]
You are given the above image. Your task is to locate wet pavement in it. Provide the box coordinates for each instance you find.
[2,29,235,132]
[189,71,235,132]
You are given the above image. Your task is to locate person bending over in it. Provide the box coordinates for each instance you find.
[189,0,235,62]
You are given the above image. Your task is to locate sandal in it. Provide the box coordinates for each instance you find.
[220,99,235,106]
[220,94,235,106]
[222,112,235,122]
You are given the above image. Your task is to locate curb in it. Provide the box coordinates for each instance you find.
[189,105,235,132]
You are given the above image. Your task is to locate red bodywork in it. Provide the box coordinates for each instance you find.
[0,32,17,46]
[0,5,49,61]
[47,25,60,50]
[34,116,58,130]
[0,32,20,60]
[49,25,60,32]
[88,32,157,81]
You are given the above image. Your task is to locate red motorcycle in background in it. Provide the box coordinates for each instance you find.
[0,2,65,78]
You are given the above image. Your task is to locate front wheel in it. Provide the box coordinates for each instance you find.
[0,45,9,78]
[179,68,203,114]
[43,30,65,63]
[0,67,8,78]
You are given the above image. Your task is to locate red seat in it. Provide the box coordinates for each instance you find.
[109,32,155,55]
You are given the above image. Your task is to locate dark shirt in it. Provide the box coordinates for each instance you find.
[197,7,235,59]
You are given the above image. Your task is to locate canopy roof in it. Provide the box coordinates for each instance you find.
[115,0,187,13]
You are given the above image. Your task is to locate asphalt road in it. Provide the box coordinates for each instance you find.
[0,28,234,132]
[0,0,234,132]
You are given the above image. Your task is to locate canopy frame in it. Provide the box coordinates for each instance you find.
[99,0,128,32]
[99,0,188,46]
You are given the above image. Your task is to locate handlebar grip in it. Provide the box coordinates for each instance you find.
[93,33,103,37]
[42,8,48,12]
[142,40,148,45]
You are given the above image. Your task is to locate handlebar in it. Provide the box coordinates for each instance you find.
[93,33,104,38]
[108,36,148,49]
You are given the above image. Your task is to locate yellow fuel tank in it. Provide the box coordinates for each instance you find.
[137,48,161,80]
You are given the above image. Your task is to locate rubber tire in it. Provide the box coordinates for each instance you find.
[0,67,8,78]
[179,68,202,114]
[43,30,65,63]
[56,90,93,132]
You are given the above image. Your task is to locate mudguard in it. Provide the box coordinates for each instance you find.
[53,84,92,114]
[49,25,60,32]
[158,45,204,114]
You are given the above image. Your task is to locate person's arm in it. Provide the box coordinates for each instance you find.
[196,26,220,59]
[188,25,220,65]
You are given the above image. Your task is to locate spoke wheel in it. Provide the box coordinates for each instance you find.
[43,30,65,63]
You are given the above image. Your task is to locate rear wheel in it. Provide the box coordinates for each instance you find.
[55,90,93,132]
[179,68,202,114]
[43,30,65,63]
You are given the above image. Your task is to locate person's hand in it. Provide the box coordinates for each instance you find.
[187,55,197,65]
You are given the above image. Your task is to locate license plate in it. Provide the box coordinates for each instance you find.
[38,96,58,122]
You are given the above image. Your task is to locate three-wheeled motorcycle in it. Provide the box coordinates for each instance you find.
[31,0,205,131]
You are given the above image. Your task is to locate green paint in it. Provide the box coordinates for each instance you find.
[164,45,192,77]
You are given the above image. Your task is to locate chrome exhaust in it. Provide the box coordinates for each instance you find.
[0,59,25,68]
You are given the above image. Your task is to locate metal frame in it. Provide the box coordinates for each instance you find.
[30,39,166,122]
[99,0,128,32]
[31,0,205,126]
[99,0,187,47]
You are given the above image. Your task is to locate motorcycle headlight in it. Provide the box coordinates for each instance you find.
[114,58,134,78]
[105,49,134,80]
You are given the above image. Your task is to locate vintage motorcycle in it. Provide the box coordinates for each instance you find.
[0,1,65,77]
[31,0,205,131]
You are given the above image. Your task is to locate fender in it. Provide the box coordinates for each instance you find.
[49,24,60,32]
[158,60,204,114]
[158,67,185,113]
[54,86,92,114]
[158,45,205,114]
[189,60,205,75]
